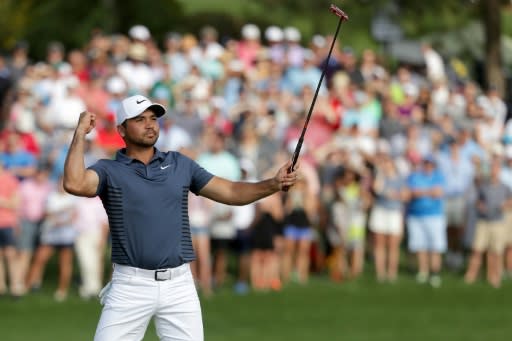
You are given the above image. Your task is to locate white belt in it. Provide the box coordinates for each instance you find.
[113,263,189,281]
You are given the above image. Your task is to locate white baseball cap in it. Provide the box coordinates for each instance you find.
[241,24,260,40]
[129,25,151,41]
[116,95,166,125]
[265,26,284,42]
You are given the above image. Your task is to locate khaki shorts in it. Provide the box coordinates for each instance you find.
[504,212,512,246]
[445,196,466,227]
[473,220,508,254]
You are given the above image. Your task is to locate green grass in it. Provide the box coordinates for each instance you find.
[1,268,511,341]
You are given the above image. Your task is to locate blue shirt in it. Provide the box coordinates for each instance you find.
[374,175,406,211]
[407,169,445,216]
[0,151,37,180]
[0,151,36,169]
[437,153,474,197]
[89,148,213,270]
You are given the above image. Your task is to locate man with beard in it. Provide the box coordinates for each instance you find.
[62,95,298,341]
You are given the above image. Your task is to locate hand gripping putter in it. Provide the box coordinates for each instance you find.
[283,4,348,191]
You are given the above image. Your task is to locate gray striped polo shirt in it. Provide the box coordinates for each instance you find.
[88,148,214,270]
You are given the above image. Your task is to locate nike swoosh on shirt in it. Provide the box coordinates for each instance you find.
[160,164,170,170]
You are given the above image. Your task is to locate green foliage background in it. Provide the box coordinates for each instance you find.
[1,0,511,60]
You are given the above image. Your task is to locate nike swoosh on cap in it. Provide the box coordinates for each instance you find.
[136,99,147,104]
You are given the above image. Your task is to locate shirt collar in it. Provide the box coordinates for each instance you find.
[115,148,166,165]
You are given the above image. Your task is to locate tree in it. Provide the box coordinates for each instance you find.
[398,0,508,96]
[482,0,505,95]
[0,0,184,59]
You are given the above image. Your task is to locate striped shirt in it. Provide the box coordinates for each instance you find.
[89,148,213,269]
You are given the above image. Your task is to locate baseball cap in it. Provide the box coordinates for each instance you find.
[423,154,436,164]
[265,26,284,42]
[241,24,260,40]
[116,95,166,125]
[129,25,151,41]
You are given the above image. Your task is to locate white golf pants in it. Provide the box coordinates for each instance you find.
[94,263,203,341]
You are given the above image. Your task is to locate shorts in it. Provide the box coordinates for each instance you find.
[17,220,41,251]
[0,227,16,248]
[472,220,508,254]
[369,206,403,236]
[211,238,234,252]
[283,225,313,241]
[234,229,252,254]
[407,215,447,253]
[40,225,76,246]
[445,196,466,227]
[504,212,512,246]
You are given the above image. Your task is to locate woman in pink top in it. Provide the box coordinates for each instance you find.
[16,166,52,295]
[0,161,21,297]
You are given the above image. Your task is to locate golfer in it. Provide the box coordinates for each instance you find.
[63,95,298,341]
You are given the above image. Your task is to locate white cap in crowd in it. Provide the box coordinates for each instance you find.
[311,34,326,48]
[116,95,166,125]
[106,76,127,94]
[129,25,151,41]
[241,24,261,40]
[284,26,301,42]
[265,26,284,42]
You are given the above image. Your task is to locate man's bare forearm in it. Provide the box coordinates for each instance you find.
[200,176,281,206]
[227,178,281,205]
[63,130,87,193]
[199,161,297,205]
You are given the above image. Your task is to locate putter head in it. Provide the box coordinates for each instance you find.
[329,4,349,21]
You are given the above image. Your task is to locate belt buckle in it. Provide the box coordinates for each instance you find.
[155,269,170,281]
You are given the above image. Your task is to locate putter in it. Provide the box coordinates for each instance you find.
[283,4,348,191]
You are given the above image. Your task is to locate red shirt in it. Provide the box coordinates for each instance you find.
[95,126,125,155]
[0,171,20,228]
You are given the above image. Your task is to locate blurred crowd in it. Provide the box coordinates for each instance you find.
[1,22,512,301]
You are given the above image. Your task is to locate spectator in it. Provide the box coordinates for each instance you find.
[369,153,409,282]
[0,160,22,297]
[117,43,154,95]
[156,115,192,153]
[188,193,213,297]
[93,112,125,156]
[26,177,77,301]
[73,196,109,299]
[196,130,241,289]
[0,55,12,109]
[46,41,68,70]
[465,158,512,288]
[232,161,257,294]
[16,165,52,295]
[8,41,31,83]
[0,131,37,180]
[237,24,261,71]
[250,188,283,291]
[437,137,474,270]
[500,149,512,277]
[281,176,316,284]
[406,155,446,287]
[421,43,446,83]
[265,26,285,65]
[163,32,190,83]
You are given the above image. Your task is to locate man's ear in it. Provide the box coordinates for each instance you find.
[117,125,125,137]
